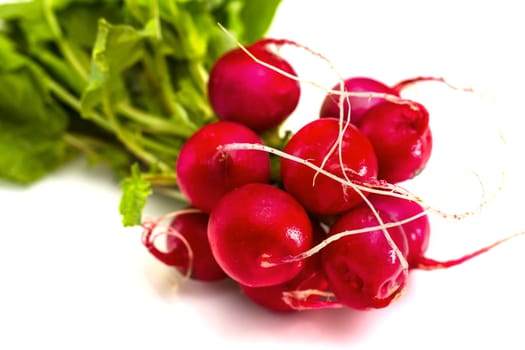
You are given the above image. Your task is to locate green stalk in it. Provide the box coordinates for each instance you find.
[149,0,162,39]
[116,102,196,138]
[42,0,89,82]
[189,60,209,95]
[189,61,215,121]
[138,134,180,159]
[62,132,128,158]
[143,173,178,186]
[148,0,188,120]
[137,3,201,135]
[150,186,187,203]
[102,85,171,173]
[46,78,113,132]
[153,45,179,115]
[125,0,146,24]
[62,132,98,155]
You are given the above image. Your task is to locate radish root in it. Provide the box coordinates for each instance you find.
[392,76,475,95]
[416,230,525,270]
[282,289,343,311]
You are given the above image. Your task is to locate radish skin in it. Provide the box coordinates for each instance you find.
[357,101,433,183]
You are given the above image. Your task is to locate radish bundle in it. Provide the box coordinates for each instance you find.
[141,37,520,312]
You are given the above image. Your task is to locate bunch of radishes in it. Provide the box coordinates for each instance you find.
[141,39,501,312]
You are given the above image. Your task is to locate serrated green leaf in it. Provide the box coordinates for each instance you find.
[119,163,152,226]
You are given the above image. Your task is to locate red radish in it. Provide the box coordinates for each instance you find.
[208,41,300,132]
[208,183,313,287]
[239,222,341,312]
[365,194,430,267]
[321,204,409,310]
[319,77,399,125]
[141,210,227,281]
[357,101,433,183]
[280,118,378,215]
[165,211,227,281]
[176,121,270,213]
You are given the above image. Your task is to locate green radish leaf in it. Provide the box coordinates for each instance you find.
[0,120,72,184]
[119,163,152,226]
[27,44,86,94]
[237,0,282,44]
[57,1,125,50]
[0,0,283,224]
[80,19,150,118]
[0,44,72,183]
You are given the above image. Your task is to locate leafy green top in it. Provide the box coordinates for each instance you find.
[0,0,282,225]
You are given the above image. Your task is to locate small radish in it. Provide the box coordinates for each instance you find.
[208,183,313,287]
[166,211,227,281]
[176,121,270,213]
[280,118,378,215]
[208,41,300,132]
[239,222,341,312]
[321,204,409,310]
[365,194,430,267]
[357,100,433,183]
[141,210,227,281]
[319,77,399,125]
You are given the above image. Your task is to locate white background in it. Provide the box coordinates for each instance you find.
[1,1,525,349]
